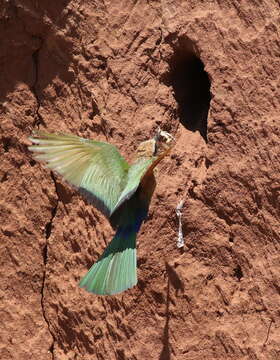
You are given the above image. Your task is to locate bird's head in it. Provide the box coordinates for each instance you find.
[153,128,175,157]
[135,128,175,159]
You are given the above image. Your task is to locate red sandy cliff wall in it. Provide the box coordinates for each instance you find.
[0,1,279,359]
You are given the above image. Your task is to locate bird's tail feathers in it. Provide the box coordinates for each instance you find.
[79,228,137,295]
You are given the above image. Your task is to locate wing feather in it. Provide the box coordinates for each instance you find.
[29,131,129,218]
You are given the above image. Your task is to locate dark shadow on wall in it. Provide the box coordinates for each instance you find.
[0,1,73,107]
[159,276,171,360]
[159,263,185,360]
[167,37,212,142]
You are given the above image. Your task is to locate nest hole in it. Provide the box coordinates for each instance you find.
[168,38,212,142]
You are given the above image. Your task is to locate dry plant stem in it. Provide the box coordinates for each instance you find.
[176,199,184,248]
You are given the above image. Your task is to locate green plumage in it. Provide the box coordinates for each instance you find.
[79,231,137,295]
[28,130,174,295]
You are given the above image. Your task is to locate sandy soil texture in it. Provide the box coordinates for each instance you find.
[1,1,279,359]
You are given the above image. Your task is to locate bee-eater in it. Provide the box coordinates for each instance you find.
[29,128,174,295]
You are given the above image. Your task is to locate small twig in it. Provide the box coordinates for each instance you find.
[176,199,185,248]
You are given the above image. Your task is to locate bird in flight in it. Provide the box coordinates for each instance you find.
[29,128,175,295]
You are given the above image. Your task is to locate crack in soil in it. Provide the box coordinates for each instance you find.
[41,172,61,359]
[41,254,55,359]
[14,3,56,354]
[31,38,46,127]
[28,33,57,358]
[45,172,60,240]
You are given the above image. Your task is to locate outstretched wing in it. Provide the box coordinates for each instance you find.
[28,131,129,218]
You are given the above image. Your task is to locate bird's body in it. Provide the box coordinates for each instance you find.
[29,129,174,295]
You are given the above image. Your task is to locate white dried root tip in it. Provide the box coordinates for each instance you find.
[176,199,185,248]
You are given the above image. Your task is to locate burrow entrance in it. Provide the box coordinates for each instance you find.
[168,37,211,142]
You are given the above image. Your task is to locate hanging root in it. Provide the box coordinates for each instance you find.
[176,199,185,248]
